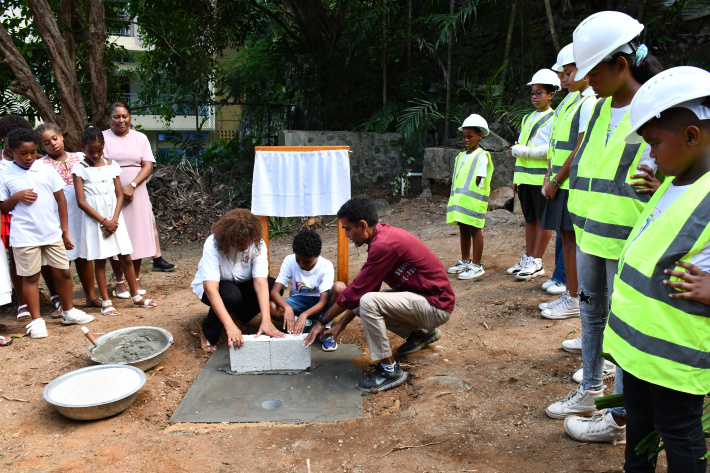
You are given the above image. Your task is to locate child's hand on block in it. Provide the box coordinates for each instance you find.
[293,315,308,336]
[14,189,37,204]
[664,261,710,305]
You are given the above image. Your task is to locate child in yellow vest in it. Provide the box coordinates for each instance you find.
[507,69,559,280]
[446,114,493,280]
[600,66,710,472]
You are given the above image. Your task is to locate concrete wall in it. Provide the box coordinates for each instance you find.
[279,130,403,190]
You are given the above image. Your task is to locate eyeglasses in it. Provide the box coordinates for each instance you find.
[530,91,547,97]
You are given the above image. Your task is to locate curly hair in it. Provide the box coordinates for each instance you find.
[211,209,263,260]
[292,229,322,257]
[7,128,38,149]
[0,115,33,139]
[34,122,63,138]
[337,197,379,227]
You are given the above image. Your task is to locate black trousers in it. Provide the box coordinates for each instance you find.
[200,278,275,345]
[624,371,707,473]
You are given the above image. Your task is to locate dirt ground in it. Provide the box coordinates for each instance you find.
[0,195,666,472]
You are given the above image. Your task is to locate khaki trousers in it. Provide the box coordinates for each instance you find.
[353,291,451,361]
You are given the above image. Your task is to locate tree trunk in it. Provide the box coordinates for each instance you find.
[500,3,517,87]
[443,0,454,147]
[543,0,560,53]
[87,0,109,128]
[382,0,387,105]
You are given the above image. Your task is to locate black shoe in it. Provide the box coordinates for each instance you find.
[357,363,407,392]
[152,256,176,272]
[397,328,442,355]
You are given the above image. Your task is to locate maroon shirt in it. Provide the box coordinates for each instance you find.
[337,223,455,312]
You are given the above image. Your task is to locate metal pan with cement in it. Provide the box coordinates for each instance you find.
[87,326,173,371]
[43,364,146,420]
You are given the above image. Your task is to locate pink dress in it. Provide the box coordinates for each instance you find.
[102,129,156,260]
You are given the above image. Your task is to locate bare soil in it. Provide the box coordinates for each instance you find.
[0,196,660,472]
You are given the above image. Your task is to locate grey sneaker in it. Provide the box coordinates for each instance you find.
[459,263,485,280]
[357,363,407,392]
[397,328,442,355]
[546,383,603,419]
[546,281,567,295]
[541,294,580,319]
[561,336,582,354]
[539,292,569,311]
[564,409,626,444]
[447,259,471,274]
[572,360,616,384]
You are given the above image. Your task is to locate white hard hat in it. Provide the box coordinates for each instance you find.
[552,44,575,72]
[528,69,561,90]
[459,114,490,136]
[572,11,644,80]
[625,66,710,143]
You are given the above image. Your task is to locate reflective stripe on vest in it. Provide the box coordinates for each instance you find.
[513,110,554,186]
[447,149,494,228]
[603,174,710,394]
[549,94,596,190]
[568,98,650,257]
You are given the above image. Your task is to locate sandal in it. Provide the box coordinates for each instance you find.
[17,304,30,322]
[86,297,103,308]
[131,295,156,308]
[0,335,12,347]
[115,280,130,299]
[100,299,118,317]
[135,277,147,296]
[50,295,62,319]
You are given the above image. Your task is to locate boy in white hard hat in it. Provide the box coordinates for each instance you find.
[446,114,493,280]
[507,69,559,281]
[601,66,710,472]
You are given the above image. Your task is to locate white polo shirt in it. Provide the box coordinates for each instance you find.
[0,160,65,247]
[191,235,269,300]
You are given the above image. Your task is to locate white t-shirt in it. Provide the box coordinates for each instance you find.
[624,184,710,272]
[0,160,65,247]
[0,158,13,173]
[608,105,656,172]
[458,150,489,189]
[276,254,334,298]
[578,87,597,135]
[191,235,269,300]
[518,111,552,147]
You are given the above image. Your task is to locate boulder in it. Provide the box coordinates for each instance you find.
[373,198,391,217]
[487,187,514,211]
[485,209,513,226]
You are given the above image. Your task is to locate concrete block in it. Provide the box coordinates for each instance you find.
[229,334,311,373]
[269,334,311,371]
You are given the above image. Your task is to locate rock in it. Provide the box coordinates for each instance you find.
[487,187,514,211]
[486,209,513,225]
[373,198,391,217]
[480,131,510,152]
[489,150,515,191]
[419,187,433,198]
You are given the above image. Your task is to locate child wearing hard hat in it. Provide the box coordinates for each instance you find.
[446,114,493,280]
[539,44,597,326]
[602,66,710,472]
[507,69,560,282]
[546,11,664,446]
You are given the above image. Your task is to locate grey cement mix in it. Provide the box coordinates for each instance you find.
[169,344,364,424]
[92,328,169,363]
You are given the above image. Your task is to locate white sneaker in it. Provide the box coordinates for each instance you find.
[448,259,471,274]
[546,281,567,295]
[516,258,545,280]
[564,409,626,444]
[26,318,48,339]
[546,383,602,419]
[539,292,569,311]
[458,263,485,280]
[61,307,94,325]
[506,255,528,275]
[572,360,616,384]
[541,278,556,290]
[541,294,580,319]
[561,336,582,354]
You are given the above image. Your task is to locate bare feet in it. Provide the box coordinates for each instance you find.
[200,331,216,353]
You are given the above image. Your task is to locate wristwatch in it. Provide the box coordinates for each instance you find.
[551,178,559,187]
[130,181,137,189]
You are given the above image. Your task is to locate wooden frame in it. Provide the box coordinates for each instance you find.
[254,146,350,284]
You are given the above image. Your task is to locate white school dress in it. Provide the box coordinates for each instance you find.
[71,159,133,260]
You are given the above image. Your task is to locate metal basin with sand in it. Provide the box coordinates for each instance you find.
[88,326,173,371]
[44,364,146,420]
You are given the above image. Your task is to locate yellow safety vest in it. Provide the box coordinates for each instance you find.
[513,110,554,186]
[568,98,651,254]
[603,173,710,395]
[549,93,597,191]
[447,148,494,228]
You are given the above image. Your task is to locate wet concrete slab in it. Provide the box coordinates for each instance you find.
[170,344,364,424]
